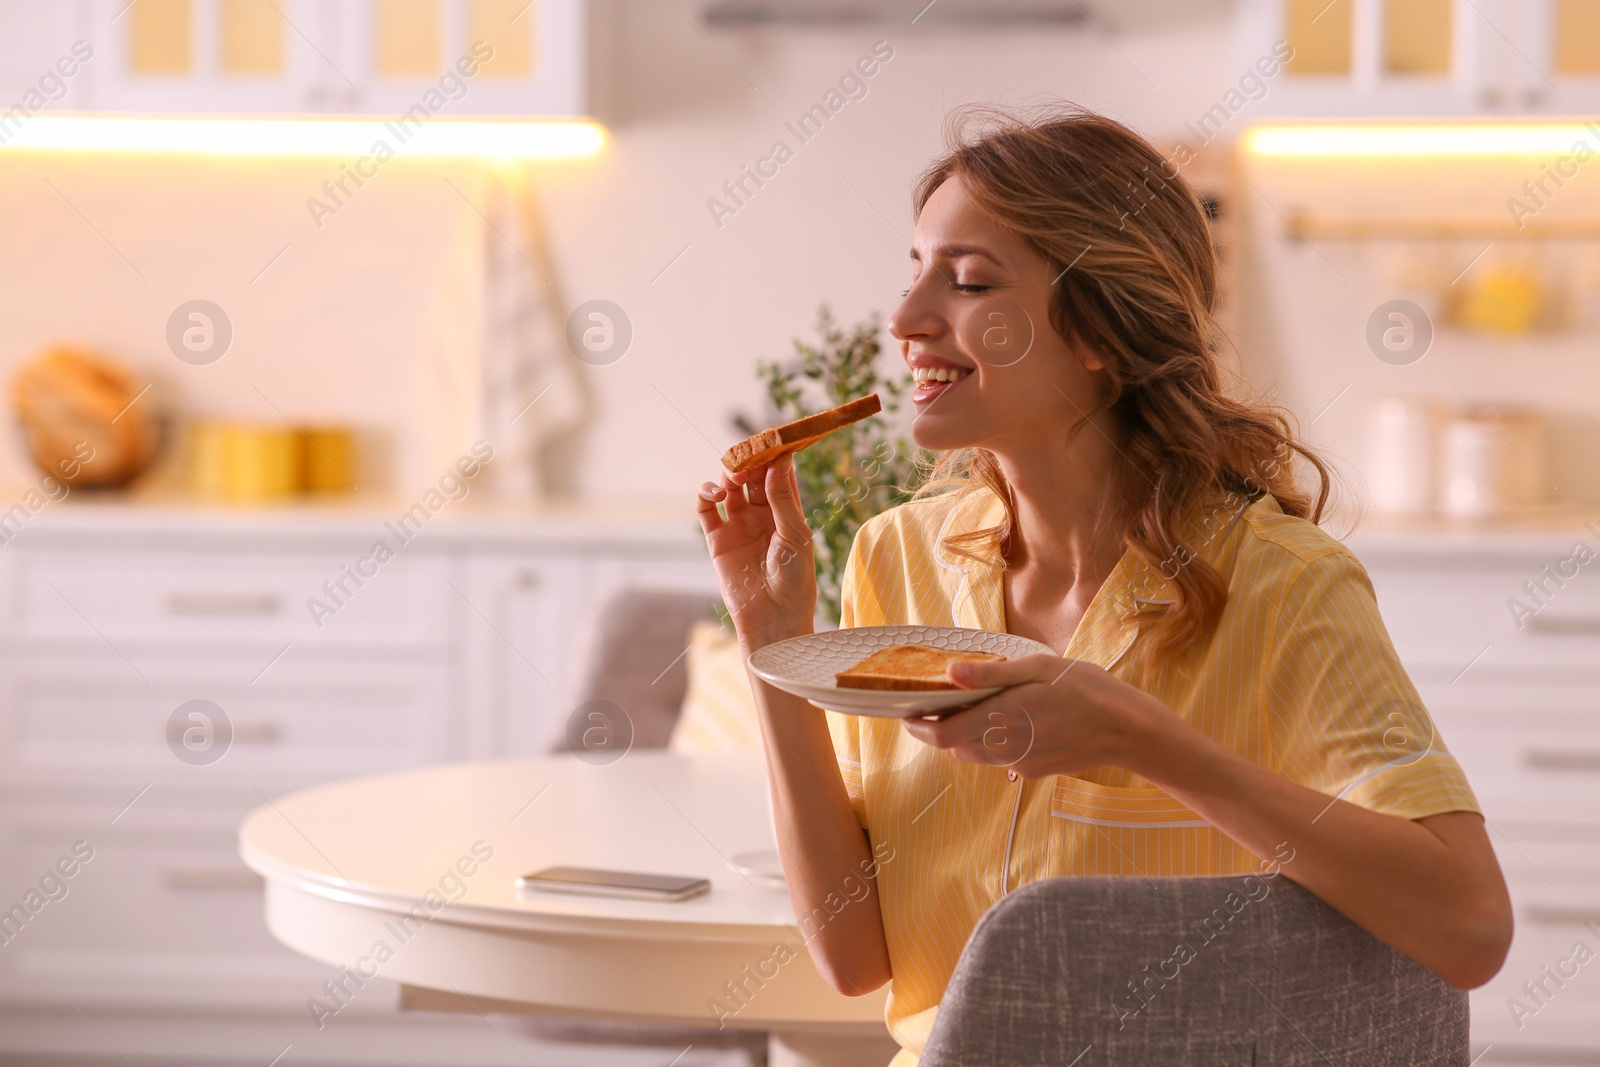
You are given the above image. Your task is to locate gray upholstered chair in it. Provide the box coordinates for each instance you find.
[559,587,723,751]
[920,874,1471,1067]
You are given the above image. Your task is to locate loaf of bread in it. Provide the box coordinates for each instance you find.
[722,394,881,473]
[835,644,1005,691]
[12,348,155,488]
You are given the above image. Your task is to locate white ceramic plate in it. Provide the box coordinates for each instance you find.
[747,625,1056,718]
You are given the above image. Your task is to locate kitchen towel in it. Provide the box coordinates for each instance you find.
[406,161,585,500]
[474,164,587,498]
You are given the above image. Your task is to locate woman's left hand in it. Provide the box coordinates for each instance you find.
[899,654,1167,778]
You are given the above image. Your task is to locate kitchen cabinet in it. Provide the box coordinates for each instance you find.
[4,500,1592,1062]
[1356,529,1600,1061]
[78,0,589,116]
[1237,0,1600,116]
[0,2,92,113]
[0,801,328,1012]
[0,653,454,799]
[462,547,716,758]
[0,501,714,1066]
[9,545,454,648]
[460,549,589,758]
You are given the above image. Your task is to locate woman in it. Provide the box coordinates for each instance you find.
[697,106,1511,1065]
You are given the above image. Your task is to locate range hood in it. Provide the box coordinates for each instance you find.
[702,1,1083,24]
[700,0,1231,29]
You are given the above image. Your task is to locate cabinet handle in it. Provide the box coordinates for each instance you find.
[1524,750,1600,772]
[1525,904,1600,927]
[165,594,282,616]
[1525,615,1600,636]
[232,718,282,745]
[160,863,265,891]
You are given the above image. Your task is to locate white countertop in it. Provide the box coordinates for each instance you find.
[7,487,1598,557]
[0,490,706,548]
[1339,505,1600,560]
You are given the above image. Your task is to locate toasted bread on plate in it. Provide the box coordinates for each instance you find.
[834,644,1005,691]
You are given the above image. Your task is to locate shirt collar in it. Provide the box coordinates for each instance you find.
[931,489,1008,634]
[928,484,1271,662]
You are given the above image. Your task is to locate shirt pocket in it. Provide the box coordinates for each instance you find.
[1049,774,1209,829]
[1046,776,1271,878]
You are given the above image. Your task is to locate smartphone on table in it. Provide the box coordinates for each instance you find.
[516,866,711,902]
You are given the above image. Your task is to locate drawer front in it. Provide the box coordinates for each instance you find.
[9,546,453,646]
[0,804,336,1011]
[1364,562,1600,672]
[1423,685,1600,829]
[0,655,453,791]
[1472,839,1600,1049]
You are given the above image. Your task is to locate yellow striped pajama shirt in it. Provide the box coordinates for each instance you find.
[827,486,1479,1065]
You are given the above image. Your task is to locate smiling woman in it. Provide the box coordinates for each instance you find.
[898,106,1334,665]
[697,104,1513,1067]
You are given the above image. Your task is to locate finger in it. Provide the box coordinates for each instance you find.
[696,481,728,531]
[719,465,766,510]
[903,699,1034,767]
[950,653,1074,689]
[901,707,984,749]
[766,455,813,547]
[719,471,752,515]
[743,466,769,507]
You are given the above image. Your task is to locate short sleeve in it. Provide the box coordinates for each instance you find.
[828,526,872,830]
[1263,549,1480,820]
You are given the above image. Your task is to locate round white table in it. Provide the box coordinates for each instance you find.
[238,751,899,1067]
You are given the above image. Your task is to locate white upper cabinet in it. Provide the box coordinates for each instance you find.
[82,0,588,116]
[1237,0,1600,116]
[0,1,93,113]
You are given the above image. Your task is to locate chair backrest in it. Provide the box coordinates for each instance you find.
[558,587,721,753]
[920,874,1469,1067]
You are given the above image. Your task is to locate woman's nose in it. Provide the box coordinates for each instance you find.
[888,280,940,343]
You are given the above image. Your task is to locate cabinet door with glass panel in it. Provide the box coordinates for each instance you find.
[88,0,587,116]
[1238,0,1600,116]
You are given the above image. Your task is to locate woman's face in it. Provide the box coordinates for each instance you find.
[889,174,1106,455]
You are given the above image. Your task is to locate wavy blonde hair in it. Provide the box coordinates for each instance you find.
[911,104,1330,663]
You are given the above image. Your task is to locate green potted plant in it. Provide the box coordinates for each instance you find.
[732,307,928,626]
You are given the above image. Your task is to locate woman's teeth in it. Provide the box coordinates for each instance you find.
[912,366,972,384]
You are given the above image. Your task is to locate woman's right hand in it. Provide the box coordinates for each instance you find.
[696,455,817,649]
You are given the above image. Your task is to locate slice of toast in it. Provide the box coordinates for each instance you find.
[835,644,1005,691]
[722,394,882,473]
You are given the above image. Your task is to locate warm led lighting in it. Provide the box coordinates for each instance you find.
[0,116,605,158]
[1244,123,1600,157]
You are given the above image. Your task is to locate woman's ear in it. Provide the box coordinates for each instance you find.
[1058,325,1107,374]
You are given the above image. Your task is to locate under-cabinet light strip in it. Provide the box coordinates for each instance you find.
[0,116,606,158]
[1244,123,1600,158]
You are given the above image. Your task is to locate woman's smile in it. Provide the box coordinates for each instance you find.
[910,362,974,404]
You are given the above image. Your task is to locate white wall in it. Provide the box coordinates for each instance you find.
[546,3,1238,503]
